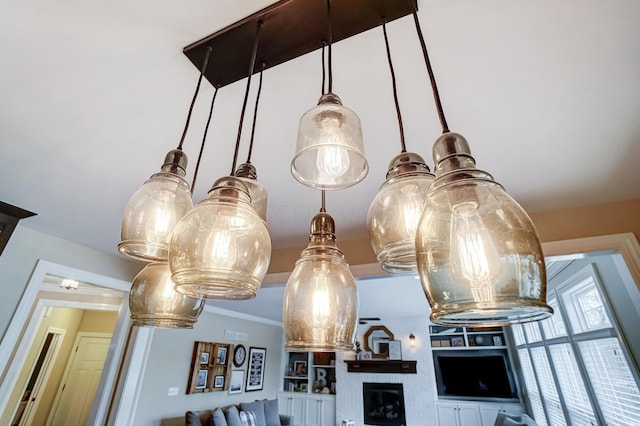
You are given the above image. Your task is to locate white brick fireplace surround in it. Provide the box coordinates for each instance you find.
[335,316,438,425]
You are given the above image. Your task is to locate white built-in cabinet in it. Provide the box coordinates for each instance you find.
[277,392,335,426]
[437,401,524,426]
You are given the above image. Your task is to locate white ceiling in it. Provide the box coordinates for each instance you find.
[2,0,640,321]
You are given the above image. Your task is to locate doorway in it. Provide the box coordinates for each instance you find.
[0,260,152,426]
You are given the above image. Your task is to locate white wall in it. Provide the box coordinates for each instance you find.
[132,308,284,426]
[335,316,438,425]
[0,225,141,341]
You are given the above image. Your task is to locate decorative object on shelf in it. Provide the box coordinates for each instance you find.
[233,344,246,368]
[128,262,204,329]
[363,325,394,359]
[409,334,416,347]
[294,361,307,376]
[246,346,266,392]
[228,370,245,394]
[388,340,402,360]
[187,341,233,394]
[451,336,464,347]
[367,20,434,274]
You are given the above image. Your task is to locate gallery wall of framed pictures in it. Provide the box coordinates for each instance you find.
[187,341,268,396]
[187,341,233,394]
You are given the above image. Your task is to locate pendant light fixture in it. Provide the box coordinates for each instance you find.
[283,191,358,352]
[367,20,435,273]
[291,0,368,190]
[169,22,271,300]
[127,52,218,329]
[410,8,552,325]
[129,262,204,328]
[118,48,213,262]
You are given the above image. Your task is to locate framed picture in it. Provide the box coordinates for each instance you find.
[294,360,307,376]
[360,351,372,360]
[493,335,503,346]
[195,370,208,389]
[228,370,245,394]
[300,383,308,392]
[451,336,464,347]
[246,347,266,392]
[388,340,402,360]
[216,346,228,365]
[214,375,225,388]
[200,351,210,364]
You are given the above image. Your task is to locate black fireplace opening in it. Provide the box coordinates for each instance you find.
[362,382,406,426]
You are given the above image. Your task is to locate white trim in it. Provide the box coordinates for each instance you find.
[109,326,153,426]
[203,304,284,327]
[542,233,640,291]
[12,326,65,426]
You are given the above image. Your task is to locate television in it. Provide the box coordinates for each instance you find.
[433,350,518,400]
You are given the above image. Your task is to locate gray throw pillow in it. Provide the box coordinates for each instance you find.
[262,399,281,426]
[213,407,228,426]
[224,405,243,426]
[239,401,267,426]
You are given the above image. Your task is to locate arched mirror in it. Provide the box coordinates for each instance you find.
[363,325,394,359]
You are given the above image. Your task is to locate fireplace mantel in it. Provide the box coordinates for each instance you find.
[345,360,417,374]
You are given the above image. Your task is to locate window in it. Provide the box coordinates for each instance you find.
[512,262,640,426]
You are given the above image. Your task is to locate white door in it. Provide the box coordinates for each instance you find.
[319,397,335,426]
[457,405,481,426]
[47,334,111,426]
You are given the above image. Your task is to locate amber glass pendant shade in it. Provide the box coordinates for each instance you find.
[169,176,271,300]
[129,262,204,328]
[368,152,434,273]
[415,132,553,326]
[283,211,358,352]
[292,93,368,190]
[118,149,193,262]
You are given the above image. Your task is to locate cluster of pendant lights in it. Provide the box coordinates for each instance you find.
[118,0,552,346]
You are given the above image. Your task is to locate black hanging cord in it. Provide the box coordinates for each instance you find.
[246,62,266,164]
[326,0,333,93]
[191,86,219,194]
[177,47,212,150]
[382,20,407,153]
[410,3,450,133]
[321,41,327,96]
[231,21,263,175]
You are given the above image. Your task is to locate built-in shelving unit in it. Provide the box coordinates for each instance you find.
[283,351,336,394]
[429,325,506,349]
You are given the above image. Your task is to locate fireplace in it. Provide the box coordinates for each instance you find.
[362,383,406,426]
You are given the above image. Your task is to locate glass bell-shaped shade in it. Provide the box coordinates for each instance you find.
[367,152,434,273]
[415,132,552,326]
[283,212,358,352]
[234,163,268,222]
[129,262,204,328]
[291,93,368,190]
[118,149,193,262]
[169,176,271,300]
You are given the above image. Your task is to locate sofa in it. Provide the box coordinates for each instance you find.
[494,412,539,426]
[185,398,294,426]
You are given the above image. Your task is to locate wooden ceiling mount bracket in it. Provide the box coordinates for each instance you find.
[183,0,418,88]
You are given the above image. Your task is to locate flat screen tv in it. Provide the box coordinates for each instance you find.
[433,349,518,400]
